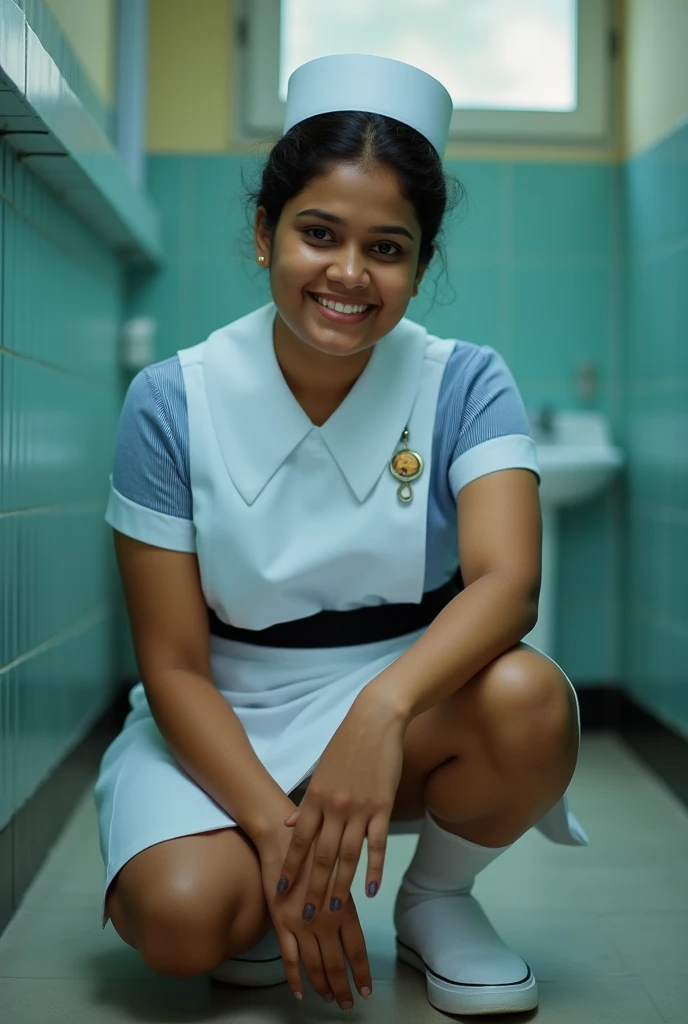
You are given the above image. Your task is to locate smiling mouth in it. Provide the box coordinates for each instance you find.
[308,292,375,315]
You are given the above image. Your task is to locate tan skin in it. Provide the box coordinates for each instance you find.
[106,160,579,1012]
[259,161,429,424]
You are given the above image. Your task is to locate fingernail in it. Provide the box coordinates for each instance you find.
[367,881,378,897]
[302,903,315,921]
[324,993,335,1003]
[342,1000,354,1011]
[361,986,372,998]
[294,991,303,1000]
[276,876,289,893]
[330,897,342,912]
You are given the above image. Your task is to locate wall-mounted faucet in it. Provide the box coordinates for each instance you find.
[576,361,598,402]
[529,406,556,442]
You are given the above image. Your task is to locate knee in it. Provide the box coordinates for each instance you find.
[478,650,575,770]
[130,882,231,978]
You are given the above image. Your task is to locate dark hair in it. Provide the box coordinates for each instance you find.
[243,111,464,297]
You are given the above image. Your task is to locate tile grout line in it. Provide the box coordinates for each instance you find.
[0,603,114,677]
[0,500,104,518]
[0,345,117,387]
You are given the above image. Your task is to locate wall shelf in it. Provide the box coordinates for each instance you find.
[0,0,163,268]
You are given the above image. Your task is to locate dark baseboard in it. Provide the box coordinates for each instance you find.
[1,683,686,937]
[578,685,688,808]
[576,685,624,729]
[0,685,131,936]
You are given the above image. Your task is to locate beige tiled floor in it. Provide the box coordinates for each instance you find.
[1,733,687,1022]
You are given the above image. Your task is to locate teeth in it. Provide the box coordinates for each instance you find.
[313,295,369,314]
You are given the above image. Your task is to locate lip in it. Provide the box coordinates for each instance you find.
[308,292,376,325]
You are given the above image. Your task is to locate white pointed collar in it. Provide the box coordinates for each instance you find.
[203,303,428,505]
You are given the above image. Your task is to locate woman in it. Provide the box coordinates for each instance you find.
[95,54,588,1017]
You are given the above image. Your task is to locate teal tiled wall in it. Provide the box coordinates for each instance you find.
[131,154,622,683]
[621,120,688,739]
[0,140,123,829]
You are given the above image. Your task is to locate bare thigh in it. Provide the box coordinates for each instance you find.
[107,825,270,977]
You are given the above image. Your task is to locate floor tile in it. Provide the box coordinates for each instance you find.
[602,912,688,975]
[0,907,152,979]
[475,836,688,915]
[206,971,453,1022]
[0,976,229,1024]
[639,973,688,1023]
[0,971,666,1024]
[535,975,665,1023]
[0,971,452,1024]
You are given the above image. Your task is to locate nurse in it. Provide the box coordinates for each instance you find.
[95,54,588,1017]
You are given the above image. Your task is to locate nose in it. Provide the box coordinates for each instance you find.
[325,243,370,289]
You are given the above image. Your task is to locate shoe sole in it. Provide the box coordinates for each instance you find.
[210,956,286,988]
[396,938,538,1015]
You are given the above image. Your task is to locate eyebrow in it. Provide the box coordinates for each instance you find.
[295,208,415,242]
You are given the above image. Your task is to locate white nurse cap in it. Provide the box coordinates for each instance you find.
[283,54,453,158]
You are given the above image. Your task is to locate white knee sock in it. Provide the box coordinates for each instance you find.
[398,810,511,908]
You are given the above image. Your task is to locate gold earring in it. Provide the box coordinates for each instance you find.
[258,255,266,264]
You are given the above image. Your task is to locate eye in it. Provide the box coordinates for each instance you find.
[371,241,402,256]
[304,227,333,242]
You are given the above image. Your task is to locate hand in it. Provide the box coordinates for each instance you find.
[256,822,373,1010]
[278,689,407,918]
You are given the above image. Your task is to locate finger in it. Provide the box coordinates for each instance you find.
[278,930,305,1002]
[298,931,335,1005]
[317,926,355,1011]
[301,817,346,918]
[284,809,300,827]
[340,902,373,1001]
[328,819,367,911]
[364,812,390,899]
[277,803,322,894]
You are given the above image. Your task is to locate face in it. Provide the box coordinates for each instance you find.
[254,161,428,359]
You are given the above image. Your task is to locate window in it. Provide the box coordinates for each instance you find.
[234,0,613,144]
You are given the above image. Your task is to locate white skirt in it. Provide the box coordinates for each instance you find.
[94,631,588,927]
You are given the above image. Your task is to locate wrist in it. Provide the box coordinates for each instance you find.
[242,796,298,852]
[355,677,414,729]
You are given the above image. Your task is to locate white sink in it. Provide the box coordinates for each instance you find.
[524,412,624,657]
[532,411,624,507]
[537,445,625,505]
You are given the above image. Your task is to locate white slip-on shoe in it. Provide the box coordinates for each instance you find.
[394,890,538,1016]
[210,927,286,987]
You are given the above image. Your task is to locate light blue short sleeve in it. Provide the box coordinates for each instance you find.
[105,358,196,552]
[425,342,539,591]
[441,345,540,499]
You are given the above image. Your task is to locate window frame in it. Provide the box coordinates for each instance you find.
[115,0,149,188]
[233,0,614,146]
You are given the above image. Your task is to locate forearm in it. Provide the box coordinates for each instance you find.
[363,570,538,723]
[144,668,296,845]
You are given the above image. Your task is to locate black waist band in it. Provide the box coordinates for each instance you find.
[208,568,464,648]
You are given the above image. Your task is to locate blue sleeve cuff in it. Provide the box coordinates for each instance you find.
[448,434,540,498]
[105,478,196,552]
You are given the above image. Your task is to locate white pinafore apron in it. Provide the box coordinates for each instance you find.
[95,304,587,926]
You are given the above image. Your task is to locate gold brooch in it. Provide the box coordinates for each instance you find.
[389,427,424,503]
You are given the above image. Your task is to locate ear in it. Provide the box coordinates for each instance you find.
[254,206,272,266]
[412,260,429,298]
